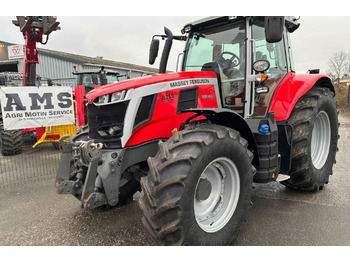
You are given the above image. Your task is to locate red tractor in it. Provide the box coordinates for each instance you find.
[56,16,339,245]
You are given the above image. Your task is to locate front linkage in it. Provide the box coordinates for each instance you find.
[55,132,125,209]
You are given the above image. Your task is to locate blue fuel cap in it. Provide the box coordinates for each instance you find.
[259,124,269,134]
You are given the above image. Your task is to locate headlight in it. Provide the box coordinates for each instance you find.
[111,90,126,102]
[98,95,109,103]
[96,90,127,104]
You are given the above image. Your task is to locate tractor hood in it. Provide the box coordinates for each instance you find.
[86,71,217,104]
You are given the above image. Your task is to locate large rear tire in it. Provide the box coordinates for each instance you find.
[139,123,254,245]
[0,120,23,156]
[281,87,339,191]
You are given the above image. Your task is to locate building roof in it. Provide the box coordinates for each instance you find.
[1,40,159,74]
[38,48,159,74]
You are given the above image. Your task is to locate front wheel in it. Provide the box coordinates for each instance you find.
[139,124,255,245]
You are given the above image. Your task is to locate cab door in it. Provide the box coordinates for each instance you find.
[249,18,290,117]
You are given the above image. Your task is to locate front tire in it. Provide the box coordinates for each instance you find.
[139,124,254,245]
[282,87,339,191]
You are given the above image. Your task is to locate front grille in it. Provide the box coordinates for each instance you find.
[87,101,129,146]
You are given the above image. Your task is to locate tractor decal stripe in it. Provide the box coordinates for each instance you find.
[86,71,218,103]
[121,77,219,147]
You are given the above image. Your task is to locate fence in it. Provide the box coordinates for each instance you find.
[0,134,61,189]
[0,77,75,190]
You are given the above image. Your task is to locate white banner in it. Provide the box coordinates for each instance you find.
[7,45,25,60]
[0,86,75,130]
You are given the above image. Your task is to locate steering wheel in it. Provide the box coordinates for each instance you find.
[216,52,241,77]
[217,52,240,68]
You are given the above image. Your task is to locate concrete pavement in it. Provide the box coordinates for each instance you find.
[1,115,350,246]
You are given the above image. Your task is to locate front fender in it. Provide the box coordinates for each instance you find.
[269,72,334,121]
[182,108,259,167]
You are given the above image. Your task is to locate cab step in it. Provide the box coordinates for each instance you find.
[276,174,290,182]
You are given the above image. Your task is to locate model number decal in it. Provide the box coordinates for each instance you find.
[169,78,210,88]
[202,95,213,99]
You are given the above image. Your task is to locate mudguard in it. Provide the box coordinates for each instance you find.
[269,72,334,122]
[182,108,259,167]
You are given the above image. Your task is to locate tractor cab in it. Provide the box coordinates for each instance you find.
[182,16,300,117]
[73,66,122,93]
[150,16,300,118]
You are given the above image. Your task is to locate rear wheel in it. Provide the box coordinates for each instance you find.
[139,123,254,245]
[0,120,23,156]
[282,87,339,191]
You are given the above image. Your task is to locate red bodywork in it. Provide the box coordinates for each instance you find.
[87,71,217,103]
[86,71,331,147]
[269,72,331,121]
[22,29,41,86]
[87,71,218,147]
[126,82,217,147]
[74,85,88,127]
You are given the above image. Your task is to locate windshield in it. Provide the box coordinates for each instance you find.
[183,20,246,114]
[76,73,118,93]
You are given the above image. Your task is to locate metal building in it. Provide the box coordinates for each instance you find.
[0,40,158,86]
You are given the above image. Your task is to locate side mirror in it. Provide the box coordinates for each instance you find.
[149,39,159,65]
[265,16,284,43]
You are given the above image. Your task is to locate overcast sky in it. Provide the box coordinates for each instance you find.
[2,13,350,75]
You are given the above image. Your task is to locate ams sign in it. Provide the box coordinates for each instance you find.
[0,86,75,130]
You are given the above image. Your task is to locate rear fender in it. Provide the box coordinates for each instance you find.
[183,108,259,167]
[269,72,334,121]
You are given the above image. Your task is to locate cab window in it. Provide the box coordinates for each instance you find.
[252,20,288,116]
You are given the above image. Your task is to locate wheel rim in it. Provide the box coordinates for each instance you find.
[311,110,331,169]
[194,157,240,233]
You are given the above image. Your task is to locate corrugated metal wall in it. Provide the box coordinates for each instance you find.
[15,54,151,87]
[17,56,80,87]
[38,54,75,79]
[82,65,149,79]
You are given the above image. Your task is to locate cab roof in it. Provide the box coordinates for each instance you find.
[73,69,120,75]
[183,16,300,33]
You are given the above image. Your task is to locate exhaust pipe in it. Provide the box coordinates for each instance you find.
[159,27,173,74]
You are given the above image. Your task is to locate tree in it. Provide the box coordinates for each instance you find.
[344,51,350,78]
[327,50,347,88]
